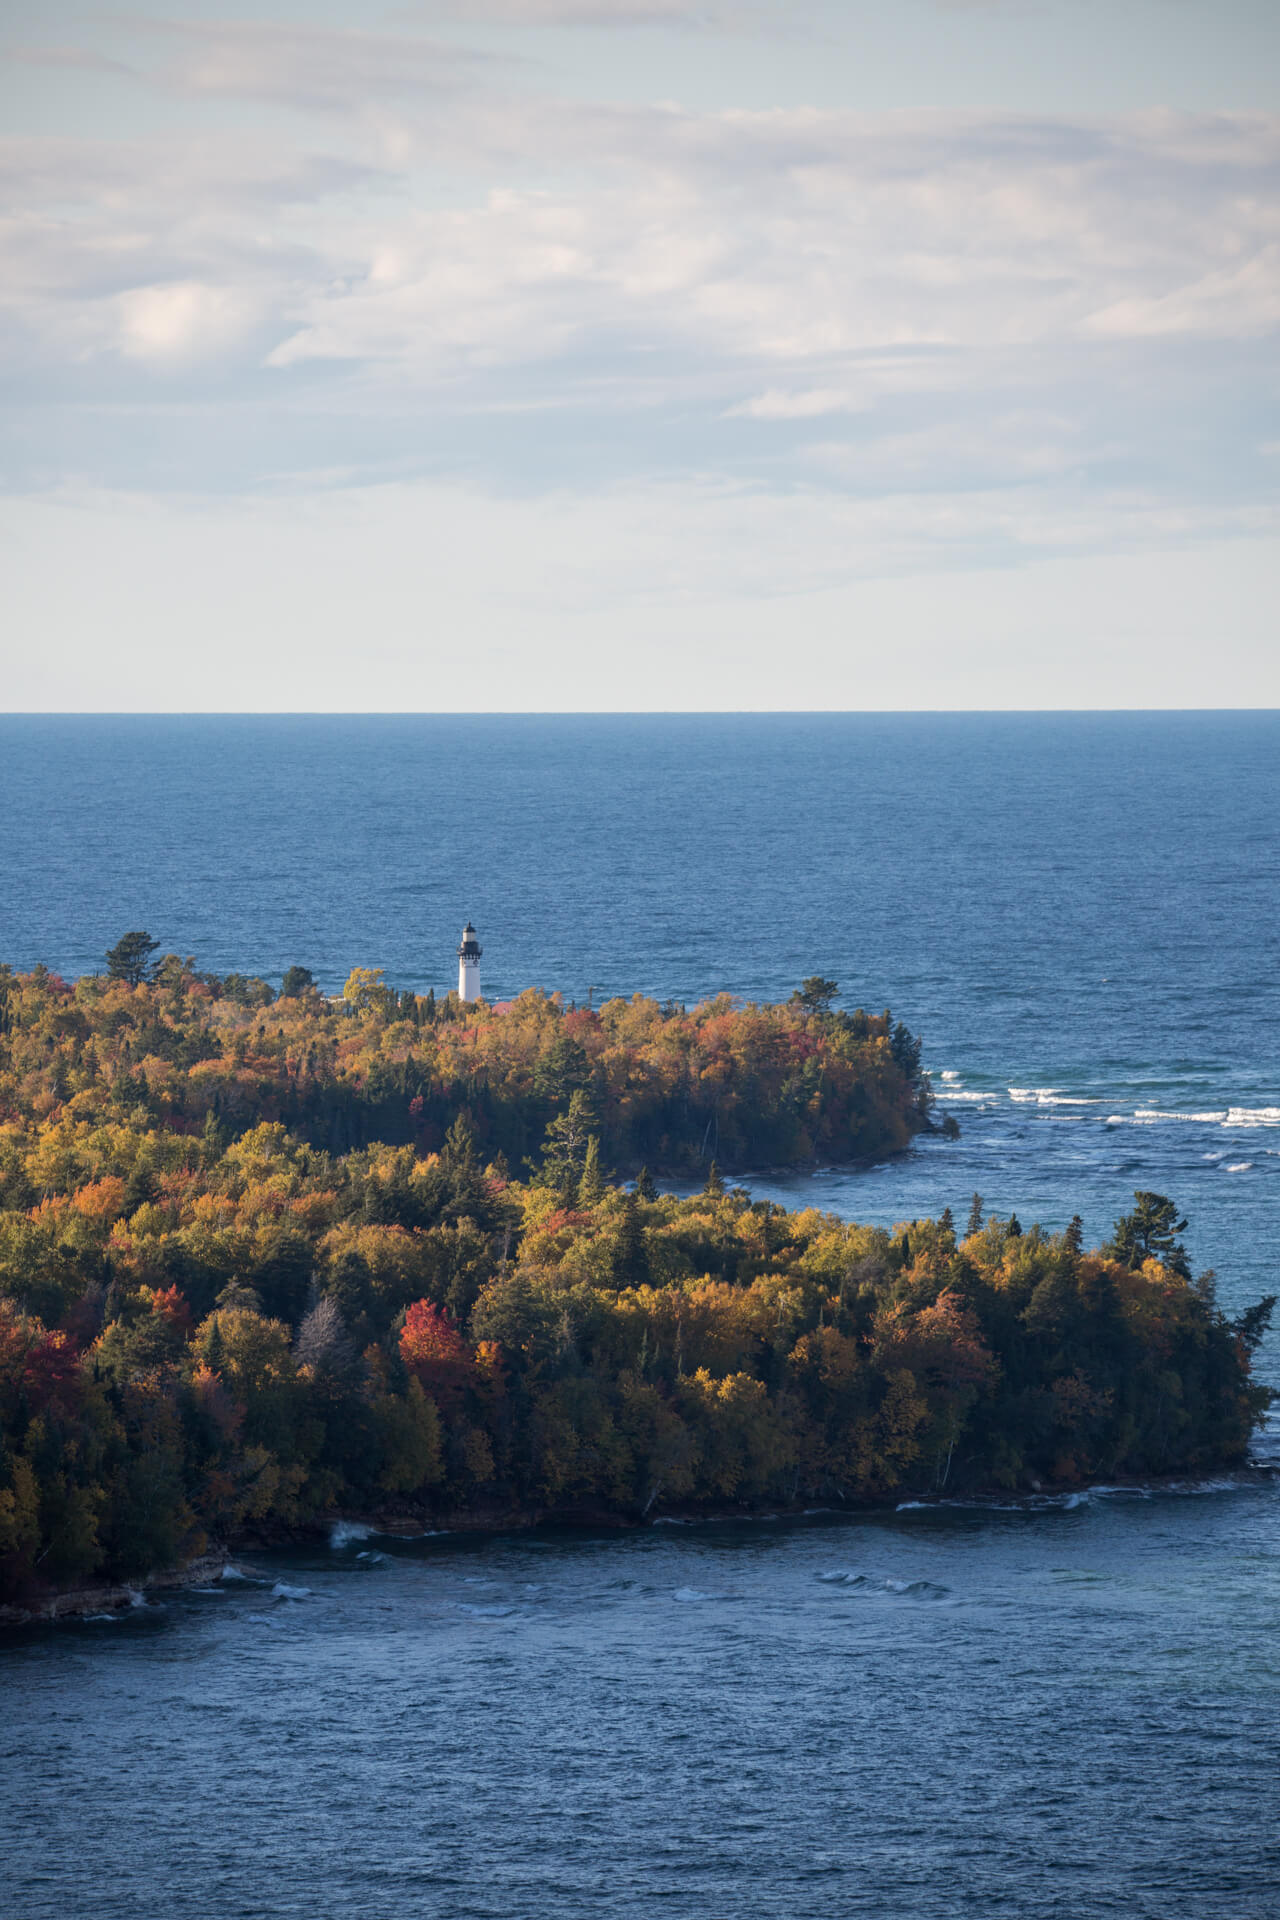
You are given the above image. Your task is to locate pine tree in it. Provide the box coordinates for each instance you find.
[704,1159,725,1197]
[966,1193,984,1236]
[578,1135,605,1206]
[105,931,160,986]
[612,1190,650,1290]
[1106,1191,1190,1278]
[1064,1214,1084,1255]
[635,1165,657,1202]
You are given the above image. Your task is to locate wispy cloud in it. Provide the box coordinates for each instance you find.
[0,7,1275,598]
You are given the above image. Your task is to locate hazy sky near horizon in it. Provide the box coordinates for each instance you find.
[2,0,1278,710]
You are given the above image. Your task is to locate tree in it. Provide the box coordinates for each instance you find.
[578,1136,605,1207]
[537,1090,597,1197]
[612,1191,650,1291]
[106,931,160,985]
[704,1159,725,1197]
[966,1193,984,1236]
[635,1166,657,1202]
[793,977,839,1017]
[890,1021,923,1079]
[1107,1192,1190,1279]
[280,966,315,998]
[343,966,386,1014]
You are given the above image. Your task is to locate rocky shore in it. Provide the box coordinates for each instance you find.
[0,1551,233,1629]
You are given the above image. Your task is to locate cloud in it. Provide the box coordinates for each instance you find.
[1,14,1276,572]
[435,0,721,20]
[113,280,263,362]
[728,388,863,419]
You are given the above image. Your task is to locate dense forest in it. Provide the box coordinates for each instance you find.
[0,948,1271,1606]
[0,944,935,1171]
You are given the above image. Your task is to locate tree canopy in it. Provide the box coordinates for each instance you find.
[0,956,1269,1608]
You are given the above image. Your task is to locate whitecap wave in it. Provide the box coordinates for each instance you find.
[672,1586,714,1602]
[1009,1088,1097,1108]
[1224,1107,1280,1128]
[220,1565,250,1582]
[1224,1162,1254,1173]
[940,1070,961,1082]
[329,1521,374,1550]
[883,1578,949,1599]
[458,1603,518,1618]
[271,1582,311,1602]
[816,1569,867,1585]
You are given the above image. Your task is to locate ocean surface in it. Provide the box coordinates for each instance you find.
[2,712,1279,1917]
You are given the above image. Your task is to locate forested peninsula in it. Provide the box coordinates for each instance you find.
[0,951,1271,1614]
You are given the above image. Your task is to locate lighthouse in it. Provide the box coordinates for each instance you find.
[457,922,482,1003]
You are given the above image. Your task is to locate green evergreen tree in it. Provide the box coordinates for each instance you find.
[106,931,160,985]
[635,1165,657,1202]
[1106,1191,1190,1278]
[578,1135,605,1207]
[966,1193,984,1236]
[612,1190,650,1290]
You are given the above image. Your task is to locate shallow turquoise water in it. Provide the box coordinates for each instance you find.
[2,713,1278,1915]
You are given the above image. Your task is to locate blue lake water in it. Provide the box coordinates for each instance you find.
[2,712,1279,1916]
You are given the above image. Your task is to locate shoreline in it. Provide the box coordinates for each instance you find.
[8,1461,1274,1630]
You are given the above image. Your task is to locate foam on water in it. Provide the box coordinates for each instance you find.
[330,1521,375,1549]
[271,1582,311,1601]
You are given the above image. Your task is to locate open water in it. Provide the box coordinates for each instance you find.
[2,712,1279,1917]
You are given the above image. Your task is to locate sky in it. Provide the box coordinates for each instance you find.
[2,0,1278,710]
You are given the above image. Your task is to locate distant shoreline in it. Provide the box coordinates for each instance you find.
[8,1464,1277,1631]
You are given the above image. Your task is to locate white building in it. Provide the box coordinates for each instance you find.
[457,922,482,1002]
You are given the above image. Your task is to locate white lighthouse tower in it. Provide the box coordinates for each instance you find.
[457,922,482,1003]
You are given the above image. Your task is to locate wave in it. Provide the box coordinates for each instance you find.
[329,1521,375,1550]
[940,1071,961,1082]
[883,1578,949,1599]
[1008,1087,1099,1108]
[271,1582,311,1602]
[1224,1162,1254,1173]
[457,1602,518,1617]
[816,1570,867,1586]
[220,1565,250,1582]
[1106,1107,1280,1130]
[672,1587,715,1602]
